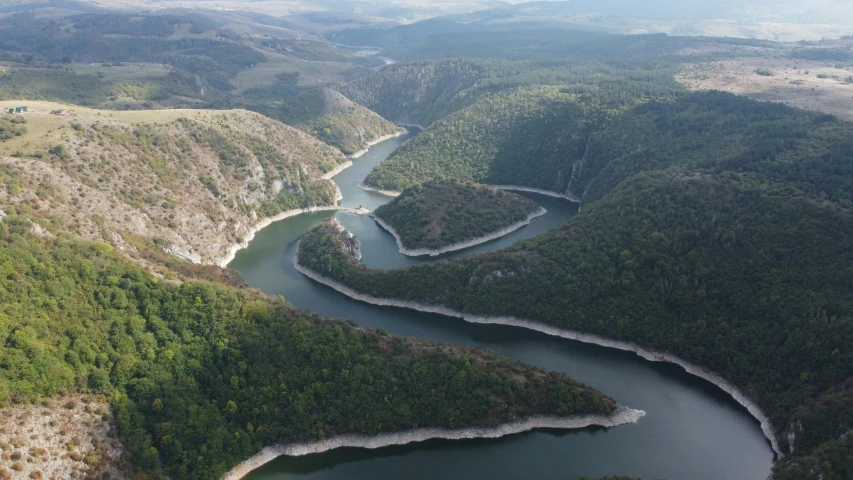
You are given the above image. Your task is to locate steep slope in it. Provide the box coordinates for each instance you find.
[0,101,348,267]
[364,89,853,207]
[340,55,681,129]
[247,88,404,156]
[0,215,628,479]
[364,85,603,193]
[298,172,853,478]
[296,89,853,479]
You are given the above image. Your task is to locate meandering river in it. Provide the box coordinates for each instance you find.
[228,132,774,479]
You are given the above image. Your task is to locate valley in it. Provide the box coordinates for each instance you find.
[0,2,852,480]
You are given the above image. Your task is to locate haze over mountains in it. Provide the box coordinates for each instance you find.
[1,0,852,479]
[3,0,852,40]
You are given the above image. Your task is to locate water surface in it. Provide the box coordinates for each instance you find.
[230,133,774,480]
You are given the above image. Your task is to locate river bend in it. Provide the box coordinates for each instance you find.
[229,132,774,480]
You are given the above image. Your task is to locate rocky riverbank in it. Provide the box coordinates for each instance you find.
[348,130,407,159]
[360,184,583,203]
[491,185,582,203]
[220,407,646,480]
[218,129,408,267]
[359,184,401,197]
[217,205,340,267]
[293,253,783,458]
[370,207,547,256]
[321,160,353,180]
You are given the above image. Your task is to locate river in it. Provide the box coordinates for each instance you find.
[228,132,775,480]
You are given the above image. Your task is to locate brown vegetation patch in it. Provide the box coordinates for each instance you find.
[678,57,853,121]
[0,395,126,480]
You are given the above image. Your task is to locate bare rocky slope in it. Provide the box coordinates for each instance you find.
[0,395,125,480]
[0,101,349,270]
[247,88,405,156]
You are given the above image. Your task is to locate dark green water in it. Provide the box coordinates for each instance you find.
[229,133,774,480]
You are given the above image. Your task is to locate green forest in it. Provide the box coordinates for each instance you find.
[342,57,682,128]
[358,81,853,205]
[245,88,401,155]
[0,213,615,479]
[300,68,853,478]
[2,5,853,478]
[299,173,853,479]
[0,114,25,140]
[0,14,264,91]
[373,180,540,250]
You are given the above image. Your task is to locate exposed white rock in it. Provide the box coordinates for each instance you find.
[221,406,645,480]
[491,185,582,203]
[370,207,547,257]
[360,184,582,204]
[293,252,784,458]
[359,184,401,197]
[30,222,52,237]
[322,160,353,180]
[787,419,803,453]
[347,130,407,159]
[217,205,341,267]
[163,242,201,264]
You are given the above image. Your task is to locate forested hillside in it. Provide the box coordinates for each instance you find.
[372,180,541,252]
[245,88,402,155]
[299,172,853,479]
[0,14,263,92]
[334,22,689,63]
[363,85,853,205]
[298,81,853,478]
[341,58,681,128]
[0,102,347,267]
[363,85,603,192]
[0,214,617,479]
[0,13,398,154]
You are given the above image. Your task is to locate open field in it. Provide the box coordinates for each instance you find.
[574,17,853,42]
[69,62,171,82]
[0,100,233,156]
[679,57,853,121]
[231,53,354,93]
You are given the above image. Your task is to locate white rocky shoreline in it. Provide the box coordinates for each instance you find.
[359,184,402,197]
[293,253,784,458]
[217,129,407,267]
[370,207,547,256]
[348,129,407,159]
[360,183,583,203]
[321,160,353,180]
[216,205,341,267]
[491,185,582,203]
[220,406,646,480]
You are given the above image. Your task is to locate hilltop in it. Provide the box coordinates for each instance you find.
[372,180,543,256]
[0,100,347,271]
[247,88,404,156]
[0,13,398,155]
[299,83,853,479]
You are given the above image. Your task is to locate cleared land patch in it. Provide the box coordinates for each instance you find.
[678,57,853,121]
[0,395,125,480]
[69,62,171,82]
